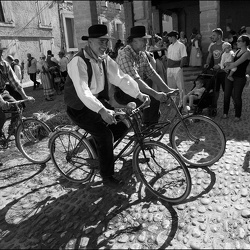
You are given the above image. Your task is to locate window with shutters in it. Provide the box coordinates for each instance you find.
[36,1,52,29]
[0,1,15,27]
[61,11,78,52]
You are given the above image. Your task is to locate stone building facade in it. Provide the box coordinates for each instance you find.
[73,0,250,58]
[73,1,126,50]
[0,1,62,82]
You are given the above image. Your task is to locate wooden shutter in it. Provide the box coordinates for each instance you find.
[1,1,14,23]
[37,1,52,27]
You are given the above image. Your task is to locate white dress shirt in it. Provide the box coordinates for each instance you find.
[167,40,187,77]
[67,50,140,113]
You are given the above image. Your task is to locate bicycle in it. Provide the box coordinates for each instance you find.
[1,100,52,164]
[49,100,192,203]
[144,95,226,167]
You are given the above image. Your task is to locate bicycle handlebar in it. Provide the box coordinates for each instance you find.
[7,99,31,105]
[114,97,150,117]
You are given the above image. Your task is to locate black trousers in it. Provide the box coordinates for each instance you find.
[0,91,18,134]
[67,105,128,178]
[224,76,246,118]
[211,71,226,109]
[29,73,39,87]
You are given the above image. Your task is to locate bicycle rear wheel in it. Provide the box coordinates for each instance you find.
[170,115,226,167]
[133,141,191,203]
[50,130,96,183]
[16,118,51,164]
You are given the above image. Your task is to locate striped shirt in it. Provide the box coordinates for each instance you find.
[116,45,156,81]
[0,59,22,92]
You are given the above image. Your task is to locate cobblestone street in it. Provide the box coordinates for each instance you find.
[0,83,250,249]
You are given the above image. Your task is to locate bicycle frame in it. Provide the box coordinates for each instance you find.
[59,106,159,164]
[54,94,200,166]
[147,96,201,143]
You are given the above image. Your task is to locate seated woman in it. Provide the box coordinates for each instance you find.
[182,76,205,113]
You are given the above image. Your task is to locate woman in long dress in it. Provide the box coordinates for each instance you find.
[189,34,202,67]
[37,53,55,101]
[149,34,168,83]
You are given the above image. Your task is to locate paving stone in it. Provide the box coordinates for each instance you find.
[1,84,250,249]
[241,210,250,218]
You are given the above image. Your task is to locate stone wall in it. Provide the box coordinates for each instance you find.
[0,1,61,82]
[199,0,220,52]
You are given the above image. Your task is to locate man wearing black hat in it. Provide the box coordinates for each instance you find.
[64,24,150,188]
[116,25,176,126]
[166,30,187,107]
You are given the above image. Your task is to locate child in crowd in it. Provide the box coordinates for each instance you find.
[182,77,206,113]
[219,42,237,81]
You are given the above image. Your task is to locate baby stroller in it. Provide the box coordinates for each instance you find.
[191,68,218,116]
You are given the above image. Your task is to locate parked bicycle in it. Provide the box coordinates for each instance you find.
[49,99,192,203]
[1,100,52,164]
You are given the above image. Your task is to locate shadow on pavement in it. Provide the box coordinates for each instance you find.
[242,151,250,173]
[177,166,216,205]
[0,163,46,189]
[0,160,180,249]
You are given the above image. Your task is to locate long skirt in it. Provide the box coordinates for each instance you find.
[41,72,55,98]
[189,46,202,67]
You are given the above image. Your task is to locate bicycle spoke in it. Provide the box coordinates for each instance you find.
[171,115,226,166]
[50,131,94,183]
[16,119,51,164]
[133,141,191,203]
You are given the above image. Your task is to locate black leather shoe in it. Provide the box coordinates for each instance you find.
[102,176,124,188]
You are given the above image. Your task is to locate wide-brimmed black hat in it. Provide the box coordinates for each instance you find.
[81,24,115,40]
[167,30,179,38]
[128,26,151,39]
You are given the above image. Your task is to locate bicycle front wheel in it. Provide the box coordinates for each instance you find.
[16,118,51,164]
[170,115,226,167]
[50,130,96,183]
[133,141,191,203]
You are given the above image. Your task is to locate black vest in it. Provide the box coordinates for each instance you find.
[64,49,109,110]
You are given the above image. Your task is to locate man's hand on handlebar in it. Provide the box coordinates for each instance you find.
[24,96,35,102]
[167,89,179,98]
[137,93,151,108]
[155,92,169,102]
[0,100,9,109]
[99,107,117,125]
